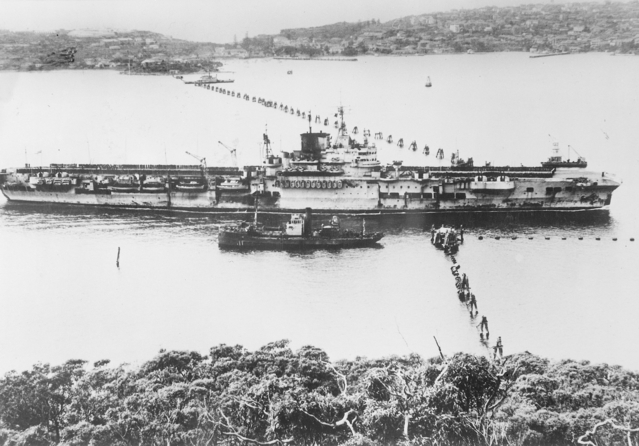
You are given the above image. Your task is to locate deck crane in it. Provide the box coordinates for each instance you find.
[217,141,238,167]
[567,145,586,163]
[185,151,207,171]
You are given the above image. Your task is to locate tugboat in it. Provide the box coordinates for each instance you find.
[218,208,383,250]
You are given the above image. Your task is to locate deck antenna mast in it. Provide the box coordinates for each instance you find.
[548,134,560,157]
[86,137,92,164]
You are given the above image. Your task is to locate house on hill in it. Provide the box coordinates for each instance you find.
[273,36,291,47]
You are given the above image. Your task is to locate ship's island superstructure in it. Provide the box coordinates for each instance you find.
[0,109,620,214]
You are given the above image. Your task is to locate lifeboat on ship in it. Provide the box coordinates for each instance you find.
[218,176,248,191]
[110,175,140,192]
[469,175,515,193]
[175,177,207,192]
[141,176,166,192]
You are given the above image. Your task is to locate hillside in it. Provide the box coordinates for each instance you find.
[1,341,639,446]
[0,29,225,72]
[281,20,381,40]
[2,1,639,71]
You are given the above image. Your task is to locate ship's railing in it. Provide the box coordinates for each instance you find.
[399,166,555,178]
[14,164,240,175]
[401,165,553,173]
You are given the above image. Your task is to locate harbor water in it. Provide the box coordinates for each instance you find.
[1,53,638,373]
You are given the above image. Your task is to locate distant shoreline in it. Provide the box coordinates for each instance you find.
[1,51,637,73]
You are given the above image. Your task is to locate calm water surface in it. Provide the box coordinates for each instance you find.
[0,53,638,373]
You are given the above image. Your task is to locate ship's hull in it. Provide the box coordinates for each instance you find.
[1,166,620,214]
[218,230,383,249]
[0,188,614,214]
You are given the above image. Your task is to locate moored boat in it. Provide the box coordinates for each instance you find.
[541,142,588,168]
[218,209,383,250]
[431,225,462,253]
[184,71,235,85]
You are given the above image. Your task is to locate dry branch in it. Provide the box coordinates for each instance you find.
[577,419,639,446]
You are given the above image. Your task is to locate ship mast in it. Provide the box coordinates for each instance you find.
[262,126,272,159]
[337,106,346,138]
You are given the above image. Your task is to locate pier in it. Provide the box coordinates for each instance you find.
[529,52,571,58]
[273,57,357,61]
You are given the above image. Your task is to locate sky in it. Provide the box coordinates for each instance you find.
[0,0,572,44]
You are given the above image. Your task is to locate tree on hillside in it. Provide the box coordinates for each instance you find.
[0,360,87,444]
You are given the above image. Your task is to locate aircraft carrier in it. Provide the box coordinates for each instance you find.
[0,111,621,214]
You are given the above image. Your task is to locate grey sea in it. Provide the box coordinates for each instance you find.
[0,53,638,374]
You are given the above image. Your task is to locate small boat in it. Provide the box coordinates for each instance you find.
[425,76,432,87]
[185,70,235,85]
[110,175,140,192]
[541,143,587,168]
[141,176,166,192]
[175,177,207,191]
[218,209,383,250]
[431,225,462,253]
[218,176,248,191]
[287,70,293,74]
[541,158,587,168]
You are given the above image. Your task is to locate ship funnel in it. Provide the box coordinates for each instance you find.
[300,133,329,161]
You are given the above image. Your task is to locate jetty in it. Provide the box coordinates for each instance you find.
[273,57,357,62]
[529,52,571,59]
